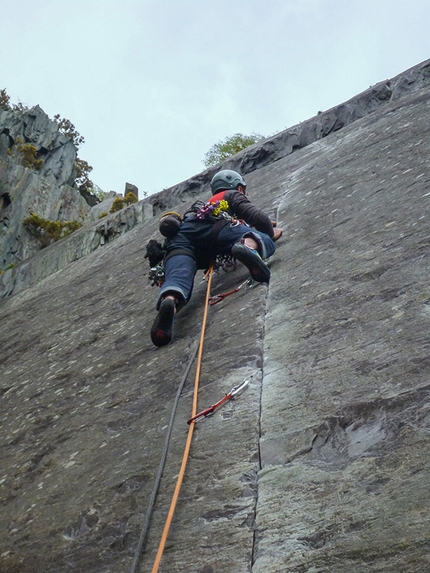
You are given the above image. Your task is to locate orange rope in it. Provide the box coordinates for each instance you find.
[150,267,213,573]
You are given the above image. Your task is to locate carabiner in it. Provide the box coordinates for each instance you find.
[230,377,251,397]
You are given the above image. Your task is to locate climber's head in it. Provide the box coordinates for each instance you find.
[210,170,247,195]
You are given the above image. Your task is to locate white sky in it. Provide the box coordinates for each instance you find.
[1,0,429,197]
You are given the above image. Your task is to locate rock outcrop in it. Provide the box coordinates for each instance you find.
[0,105,77,186]
[0,104,142,273]
[0,105,91,269]
[0,60,429,573]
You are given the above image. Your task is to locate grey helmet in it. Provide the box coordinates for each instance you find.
[210,170,246,194]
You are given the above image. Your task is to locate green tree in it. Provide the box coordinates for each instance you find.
[203,132,265,167]
[75,157,94,192]
[0,89,29,112]
[90,185,107,202]
[53,114,95,193]
[53,114,85,149]
[0,88,11,110]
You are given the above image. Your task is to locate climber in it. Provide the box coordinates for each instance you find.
[149,169,283,347]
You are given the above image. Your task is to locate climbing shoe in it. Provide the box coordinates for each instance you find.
[231,243,271,283]
[151,298,175,347]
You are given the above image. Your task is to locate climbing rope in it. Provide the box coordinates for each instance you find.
[130,267,213,573]
[131,266,253,572]
[129,340,200,573]
[149,267,214,573]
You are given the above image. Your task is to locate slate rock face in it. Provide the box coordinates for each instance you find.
[0,62,429,573]
[2,59,430,298]
[0,105,91,269]
[254,86,430,573]
[88,191,122,221]
[0,105,77,186]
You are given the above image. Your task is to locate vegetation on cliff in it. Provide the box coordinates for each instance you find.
[6,137,44,170]
[203,132,265,167]
[23,213,82,248]
[109,191,138,213]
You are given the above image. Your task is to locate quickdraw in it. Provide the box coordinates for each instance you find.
[187,377,251,425]
[148,263,165,287]
[213,253,236,273]
[209,277,254,305]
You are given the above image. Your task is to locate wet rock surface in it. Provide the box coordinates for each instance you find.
[0,63,429,573]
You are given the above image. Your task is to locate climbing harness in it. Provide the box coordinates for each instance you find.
[209,276,254,306]
[187,377,251,425]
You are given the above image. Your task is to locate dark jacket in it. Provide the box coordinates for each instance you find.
[210,189,274,238]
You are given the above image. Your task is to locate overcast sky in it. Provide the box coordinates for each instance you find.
[1,0,429,197]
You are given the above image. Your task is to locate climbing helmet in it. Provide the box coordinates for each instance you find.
[210,170,246,195]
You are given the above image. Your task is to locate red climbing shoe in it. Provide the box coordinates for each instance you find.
[231,243,271,283]
[151,298,175,347]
